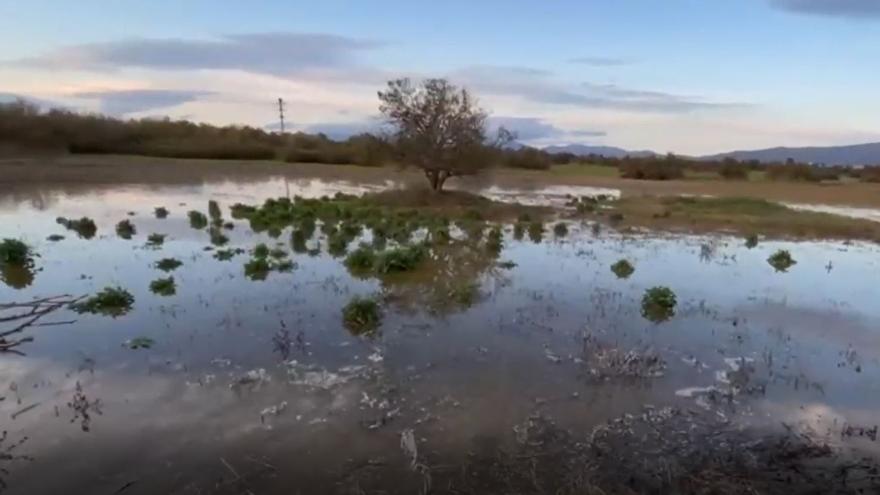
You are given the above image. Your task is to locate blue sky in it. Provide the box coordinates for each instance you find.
[2,0,879,154]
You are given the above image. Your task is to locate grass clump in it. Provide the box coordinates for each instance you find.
[57,216,97,239]
[611,259,635,279]
[244,257,272,281]
[115,219,136,239]
[146,233,166,247]
[213,248,244,261]
[0,239,33,266]
[188,210,208,229]
[253,243,270,259]
[375,245,427,274]
[767,249,796,272]
[125,337,155,350]
[71,286,134,317]
[154,207,169,219]
[342,296,382,335]
[553,222,569,237]
[149,277,176,296]
[155,257,183,272]
[209,227,229,246]
[641,286,677,323]
[345,246,377,273]
[208,200,222,222]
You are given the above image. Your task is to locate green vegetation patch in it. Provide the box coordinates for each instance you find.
[375,244,427,274]
[345,246,377,273]
[641,286,677,323]
[188,210,208,229]
[767,249,796,272]
[342,296,382,335]
[149,276,176,296]
[0,238,33,266]
[115,219,136,239]
[155,257,183,272]
[57,216,97,239]
[146,233,167,247]
[213,247,245,261]
[71,286,134,317]
[125,337,155,350]
[611,259,635,279]
[154,207,169,219]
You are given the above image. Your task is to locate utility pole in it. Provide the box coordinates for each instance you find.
[277,97,286,134]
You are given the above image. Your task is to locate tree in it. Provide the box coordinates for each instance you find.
[378,78,512,192]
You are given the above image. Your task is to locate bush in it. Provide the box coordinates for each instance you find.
[504,148,552,170]
[719,159,749,180]
[766,163,836,182]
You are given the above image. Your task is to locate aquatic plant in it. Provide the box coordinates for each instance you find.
[345,246,377,272]
[342,296,382,335]
[745,234,759,249]
[46,234,65,242]
[0,239,32,266]
[327,232,350,257]
[253,243,270,259]
[244,257,272,281]
[71,286,134,317]
[641,286,677,323]
[57,216,97,239]
[188,210,208,229]
[767,249,796,272]
[115,219,136,239]
[149,276,176,296]
[209,227,229,246]
[154,207,169,219]
[611,259,635,279]
[213,248,244,261]
[155,257,183,272]
[375,244,427,274]
[553,222,569,237]
[146,233,166,247]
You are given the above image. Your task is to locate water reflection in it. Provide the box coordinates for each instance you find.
[1,178,880,493]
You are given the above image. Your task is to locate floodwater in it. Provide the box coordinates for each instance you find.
[2,177,880,494]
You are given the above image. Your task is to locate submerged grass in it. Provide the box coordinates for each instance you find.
[71,286,134,317]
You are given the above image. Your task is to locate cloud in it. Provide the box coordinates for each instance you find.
[72,89,213,115]
[769,0,880,17]
[568,56,633,67]
[453,65,745,113]
[12,32,383,75]
[488,116,605,142]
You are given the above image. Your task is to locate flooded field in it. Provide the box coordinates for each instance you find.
[2,177,880,494]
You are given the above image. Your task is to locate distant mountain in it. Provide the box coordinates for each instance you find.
[543,144,656,158]
[702,142,880,166]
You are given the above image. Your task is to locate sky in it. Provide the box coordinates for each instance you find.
[1,0,879,155]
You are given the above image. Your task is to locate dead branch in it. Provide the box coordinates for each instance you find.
[0,295,82,352]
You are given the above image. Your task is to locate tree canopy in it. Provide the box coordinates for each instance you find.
[378,78,511,191]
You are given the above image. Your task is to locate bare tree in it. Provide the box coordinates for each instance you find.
[378,78,512,192]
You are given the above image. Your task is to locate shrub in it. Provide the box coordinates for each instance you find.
[71,287,135,317]
[641,286,677,323]
[342,297,382,335]
[619,159,684,181]
[505,148,552,170]
[719,159,749,180]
